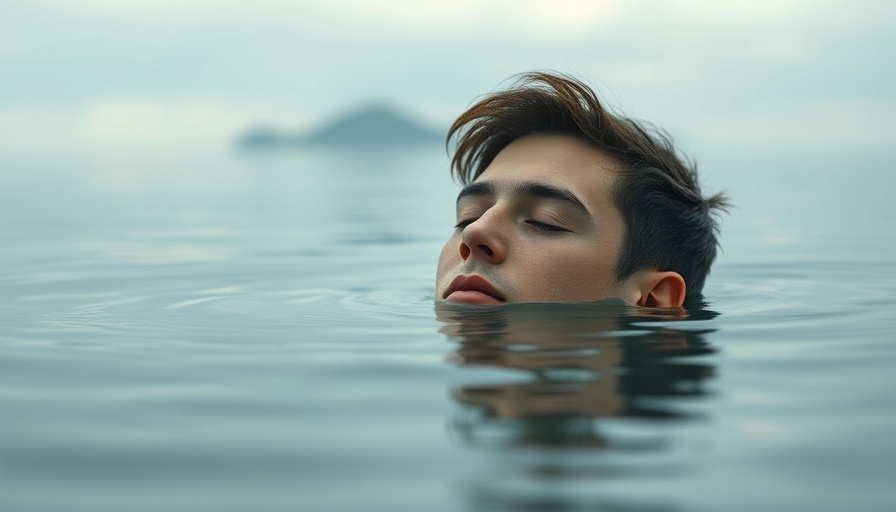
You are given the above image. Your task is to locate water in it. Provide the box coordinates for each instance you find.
[1,146,895,511]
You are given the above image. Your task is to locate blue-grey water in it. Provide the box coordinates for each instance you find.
[1,146,895,512]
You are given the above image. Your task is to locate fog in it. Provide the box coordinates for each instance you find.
[2,0,894,155]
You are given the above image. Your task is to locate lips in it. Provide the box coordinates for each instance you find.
[443,275,506,305]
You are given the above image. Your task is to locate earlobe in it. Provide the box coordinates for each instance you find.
[637,271,686,308]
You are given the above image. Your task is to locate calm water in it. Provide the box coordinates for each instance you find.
[1,146,895,511]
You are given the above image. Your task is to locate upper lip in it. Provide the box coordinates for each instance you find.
[443,275,506,302]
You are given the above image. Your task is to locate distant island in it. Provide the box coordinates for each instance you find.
[237,103,444,150]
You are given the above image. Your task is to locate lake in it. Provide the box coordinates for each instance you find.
[1,145,895,511]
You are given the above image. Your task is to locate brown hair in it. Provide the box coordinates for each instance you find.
[447,72,729,302]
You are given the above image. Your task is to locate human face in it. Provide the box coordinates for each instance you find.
[436,133,642,305]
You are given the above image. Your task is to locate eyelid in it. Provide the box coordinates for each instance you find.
[454,218,477,230]
[454,205,486,230]
[526,219,570,232]
[528,208,574,233]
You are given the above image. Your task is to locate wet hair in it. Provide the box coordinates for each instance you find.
[447,72,729,301]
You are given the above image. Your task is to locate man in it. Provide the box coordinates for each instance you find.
[435,72,728,308]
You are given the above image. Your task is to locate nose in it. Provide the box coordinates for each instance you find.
[458,209,507,264]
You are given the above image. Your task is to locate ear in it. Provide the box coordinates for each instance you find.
[636,271,686,309]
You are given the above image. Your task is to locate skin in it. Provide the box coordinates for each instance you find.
[436,133,683,306]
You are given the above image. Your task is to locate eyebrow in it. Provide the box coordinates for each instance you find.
[456,180,592,218]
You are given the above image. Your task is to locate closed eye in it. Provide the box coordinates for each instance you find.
[454,218,478,230]
[526,220,569,232]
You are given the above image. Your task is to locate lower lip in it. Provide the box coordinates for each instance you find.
[445,290,504,306]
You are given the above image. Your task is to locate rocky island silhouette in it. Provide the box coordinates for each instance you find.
[238,103,443,150]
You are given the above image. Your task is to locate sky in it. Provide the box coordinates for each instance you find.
[1,0,894,155]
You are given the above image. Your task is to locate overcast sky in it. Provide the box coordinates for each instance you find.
[2,0,894,154]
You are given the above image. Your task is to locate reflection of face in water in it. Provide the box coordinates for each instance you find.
[436,300,717,448]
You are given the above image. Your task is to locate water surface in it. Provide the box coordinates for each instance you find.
[1,147,895,511]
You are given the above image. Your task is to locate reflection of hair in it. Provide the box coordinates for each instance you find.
[617,328,715,419]
[441,302,719,448]
[448,72,729,300]
[449,325,717,448]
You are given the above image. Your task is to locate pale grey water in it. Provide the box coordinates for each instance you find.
[1,146,895,511]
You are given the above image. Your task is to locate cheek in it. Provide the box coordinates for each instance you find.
[525,244,618,300]
[436,238,460,280]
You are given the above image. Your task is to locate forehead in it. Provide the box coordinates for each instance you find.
[474,134,620,210]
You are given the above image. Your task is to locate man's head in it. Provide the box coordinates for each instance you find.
[435,72,728,308]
